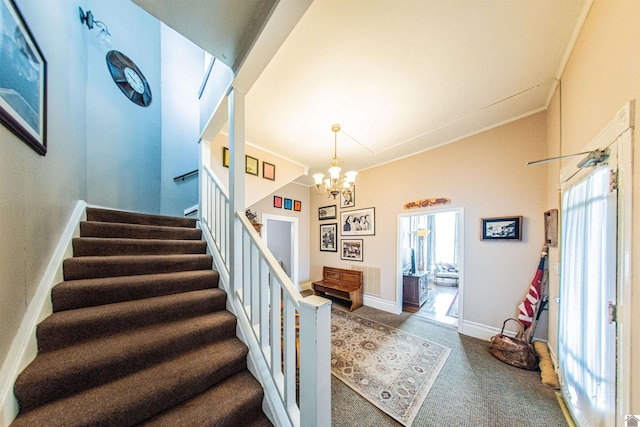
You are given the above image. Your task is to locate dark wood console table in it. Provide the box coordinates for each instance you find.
[402,271,429,312]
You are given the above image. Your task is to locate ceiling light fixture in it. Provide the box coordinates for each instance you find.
[312,124,357,199]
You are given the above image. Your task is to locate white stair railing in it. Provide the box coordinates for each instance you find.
[200,164,331,427]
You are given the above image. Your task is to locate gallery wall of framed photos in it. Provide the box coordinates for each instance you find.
[316,187,374,262]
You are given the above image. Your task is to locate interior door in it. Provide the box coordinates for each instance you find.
[558,143,618,426]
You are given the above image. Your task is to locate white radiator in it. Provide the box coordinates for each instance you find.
[350,265,381,297]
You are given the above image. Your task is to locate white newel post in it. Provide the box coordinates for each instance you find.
[298,295,332,427]
[228,88,245,296]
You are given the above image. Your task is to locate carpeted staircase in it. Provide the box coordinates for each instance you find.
[11,207,272,426]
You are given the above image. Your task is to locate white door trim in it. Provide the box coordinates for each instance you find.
[396,206,465,332]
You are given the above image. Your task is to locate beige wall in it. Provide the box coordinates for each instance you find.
[548,0,640,411]
[309,112,548,330]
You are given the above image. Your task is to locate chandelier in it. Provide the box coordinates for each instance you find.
[312,124,357,199]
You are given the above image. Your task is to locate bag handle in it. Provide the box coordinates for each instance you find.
[500,318,526,339]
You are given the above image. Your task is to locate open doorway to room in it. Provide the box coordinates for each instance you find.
[261,214,299,289]
[398,208,463,328]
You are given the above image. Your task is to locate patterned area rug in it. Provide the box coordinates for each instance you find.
[331,308,450,426]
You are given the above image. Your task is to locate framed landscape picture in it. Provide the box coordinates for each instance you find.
[318,204,337,220]
[0,0,47,155]
[480,216,523,240]
[341,207,375,236]
[320,223,338,252]
[341,239,363,262]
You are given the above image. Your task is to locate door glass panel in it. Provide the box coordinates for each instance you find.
[558,165,616,426]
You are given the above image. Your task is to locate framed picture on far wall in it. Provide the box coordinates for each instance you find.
[340,187,355,208]
[318,204,337,220]
[263,161,275,180]
[284,198,292,210]
[273,195,282,208]
[0,0,47,155]
[480,216,523,240]
[341,239,363,262]
[341,207,375,236]
[222,147,229,167]
[294,200,302,212]
[245,155,259,175]
[320,223,337,252]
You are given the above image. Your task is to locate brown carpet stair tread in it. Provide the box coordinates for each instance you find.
[37,288,227,352]
[15,311,238,411]
[72,237,208,256]
[51,270,219,312]
[86,207,197,228]
[11,338,250,427]
[80,220,203,240]
[11,207,270,426]
[63,253,213,280]
[138,370,269,427]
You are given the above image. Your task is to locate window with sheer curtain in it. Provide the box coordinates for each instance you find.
[558,165,616,426]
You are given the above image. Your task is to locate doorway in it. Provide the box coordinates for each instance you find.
[397,208,463,329]
[261,213,299,289]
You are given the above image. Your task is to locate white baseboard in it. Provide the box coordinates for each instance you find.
[0,200,86,427]
[364,294,401,314]
[458,319,521,341]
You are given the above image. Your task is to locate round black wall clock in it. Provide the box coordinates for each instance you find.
[105,50,152,107]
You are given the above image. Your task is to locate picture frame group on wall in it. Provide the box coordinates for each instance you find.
[341,239,363,262]
[318,204,337,220]
[480,216,523,240]
[0,0,47,155]
[222,149,274,182]
[320,223,338,252]
[341,207,375,236]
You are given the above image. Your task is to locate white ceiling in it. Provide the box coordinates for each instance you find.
[133,0,591,183]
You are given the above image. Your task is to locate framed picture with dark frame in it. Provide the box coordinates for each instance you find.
[273,195,282,208]
[0,0,47,155]
[341,207,375,236]
[544,209,558,247]
[341,239,363,262]
[245,155,259,175]
[294,200,302,212]
[263,161,275,180]
[284,198,292,210]
[340,188,355,208]
[480,216,523,240]
[320,223,338,252]
[318,204,337,220]
[222,147,229,167]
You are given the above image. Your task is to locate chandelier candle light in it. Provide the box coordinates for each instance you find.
[313,124,357,199]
